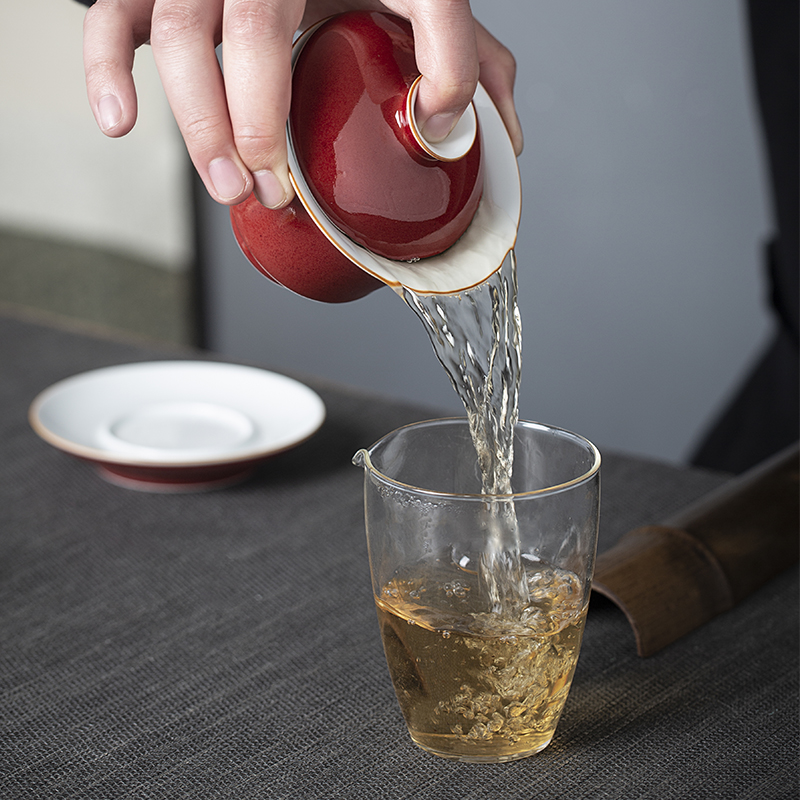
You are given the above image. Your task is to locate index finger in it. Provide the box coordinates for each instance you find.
[150,0,254,206]
[221,0,306,208]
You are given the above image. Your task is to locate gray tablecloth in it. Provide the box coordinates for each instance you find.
[1,309,797,799]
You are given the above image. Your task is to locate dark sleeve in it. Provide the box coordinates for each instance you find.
[747,0,799,345]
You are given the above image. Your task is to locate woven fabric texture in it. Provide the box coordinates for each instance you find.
[1,310,797,799]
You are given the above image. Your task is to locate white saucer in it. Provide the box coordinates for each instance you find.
[29,361,326,491]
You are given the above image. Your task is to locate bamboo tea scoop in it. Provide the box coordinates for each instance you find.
[592,442,799,656]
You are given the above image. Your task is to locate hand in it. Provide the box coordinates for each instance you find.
[83,0,523,208]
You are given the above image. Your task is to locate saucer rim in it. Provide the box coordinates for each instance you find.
[29,360,326,469]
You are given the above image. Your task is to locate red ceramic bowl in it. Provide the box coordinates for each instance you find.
[231,11,485,303]
[230,191,382,303]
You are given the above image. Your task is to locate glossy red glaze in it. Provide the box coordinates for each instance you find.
[290,12,483,261]
[230,11,485,303]
[230,192,382,303]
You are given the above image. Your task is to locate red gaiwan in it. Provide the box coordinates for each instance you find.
[231,11,484,303]
[232,189,377,303]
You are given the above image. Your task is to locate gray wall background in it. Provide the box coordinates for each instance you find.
[200,0,773,465]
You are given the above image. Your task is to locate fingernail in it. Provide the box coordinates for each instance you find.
[253,170,288,209]
[98,95,122,132]
[421,112,458,143]
[208,157,246,201]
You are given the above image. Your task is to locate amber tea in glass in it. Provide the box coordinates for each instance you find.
[354,418,600,763]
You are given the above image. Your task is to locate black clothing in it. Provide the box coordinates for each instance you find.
[692,0,799,472]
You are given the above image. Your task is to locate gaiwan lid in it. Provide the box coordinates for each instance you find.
[287,12,521,295]
[290,11,483,262]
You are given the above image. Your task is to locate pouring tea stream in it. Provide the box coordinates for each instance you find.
[233,10,526,614]
[231,13,602,764]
